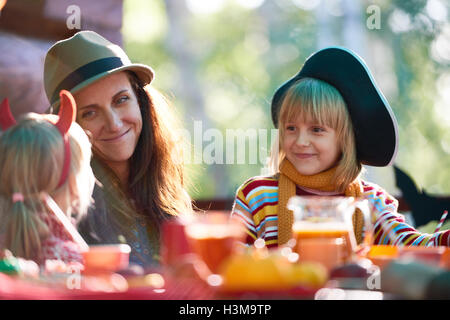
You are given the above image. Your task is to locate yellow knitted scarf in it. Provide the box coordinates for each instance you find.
[278,158,364,245]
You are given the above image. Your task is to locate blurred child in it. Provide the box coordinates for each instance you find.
[0,90,95,266]
[232,47,449,248]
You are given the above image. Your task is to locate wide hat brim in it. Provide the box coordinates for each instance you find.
[271,47,398,167]
[44,31,154,112]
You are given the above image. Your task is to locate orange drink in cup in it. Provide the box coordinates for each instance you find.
[366,245,398,270]
[294,237,346,272]
[293,223,353,270]
[288,196,370,271]
[293,224,353,271]
[184,212,246,274]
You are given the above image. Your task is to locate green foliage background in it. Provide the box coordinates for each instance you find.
[122,0,450,200]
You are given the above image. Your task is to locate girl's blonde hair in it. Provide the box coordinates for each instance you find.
[0,113,94,260]
[269,78,361,192]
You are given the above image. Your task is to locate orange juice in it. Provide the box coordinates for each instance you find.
[292,222,356,272]
[294,229,350,239]
[184,218,245,274]
[293,223,356,260]
[295,237,346,271]
[366,245,398,270]
[187,235,238,274]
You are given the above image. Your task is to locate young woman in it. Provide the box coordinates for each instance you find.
[44,31,192,267]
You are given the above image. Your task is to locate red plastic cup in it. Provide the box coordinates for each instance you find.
[160,218,193,267]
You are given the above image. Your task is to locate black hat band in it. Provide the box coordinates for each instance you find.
[50,57,124,105]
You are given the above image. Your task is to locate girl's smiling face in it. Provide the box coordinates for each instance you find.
[74,72,142,166]
[282,115,341,175]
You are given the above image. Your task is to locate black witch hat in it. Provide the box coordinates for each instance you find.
[271,47,398,167]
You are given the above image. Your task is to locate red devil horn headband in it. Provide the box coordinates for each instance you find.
[54,90,76,188]
[0,90,76,188]
[54,90,76,134]
[0,98,16,130]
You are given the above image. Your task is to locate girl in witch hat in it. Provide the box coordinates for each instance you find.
[232,47,449,249]
[0,91,95,266]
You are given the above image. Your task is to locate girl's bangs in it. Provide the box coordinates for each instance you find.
[278,78,347,133]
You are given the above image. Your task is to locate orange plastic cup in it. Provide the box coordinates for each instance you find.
[82,244,131,273]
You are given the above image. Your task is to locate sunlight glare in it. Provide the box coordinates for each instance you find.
[426,0,448,22]
[431,25,450,64]
[388,9,413,33]
[186,0,225,14]
[235,0,265,9]
[292,0,321,11]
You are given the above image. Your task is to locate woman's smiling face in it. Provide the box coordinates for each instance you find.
[282,115,341,175]
[74,72,142,165]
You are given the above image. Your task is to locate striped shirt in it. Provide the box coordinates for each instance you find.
[231,175,450,248]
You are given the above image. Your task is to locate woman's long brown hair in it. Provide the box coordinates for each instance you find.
[127,71,192,222]
[91,71,192,244]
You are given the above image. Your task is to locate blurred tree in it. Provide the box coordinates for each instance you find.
[371,0,450,195]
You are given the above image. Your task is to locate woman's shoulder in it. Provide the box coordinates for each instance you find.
[235,174,279,198]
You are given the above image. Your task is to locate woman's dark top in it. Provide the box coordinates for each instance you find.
[77,185,159,268]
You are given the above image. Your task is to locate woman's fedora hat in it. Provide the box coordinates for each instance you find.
[271,46,399,167]
[44,30,154,111]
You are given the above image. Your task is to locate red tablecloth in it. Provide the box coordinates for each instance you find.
[0,273,216,300]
